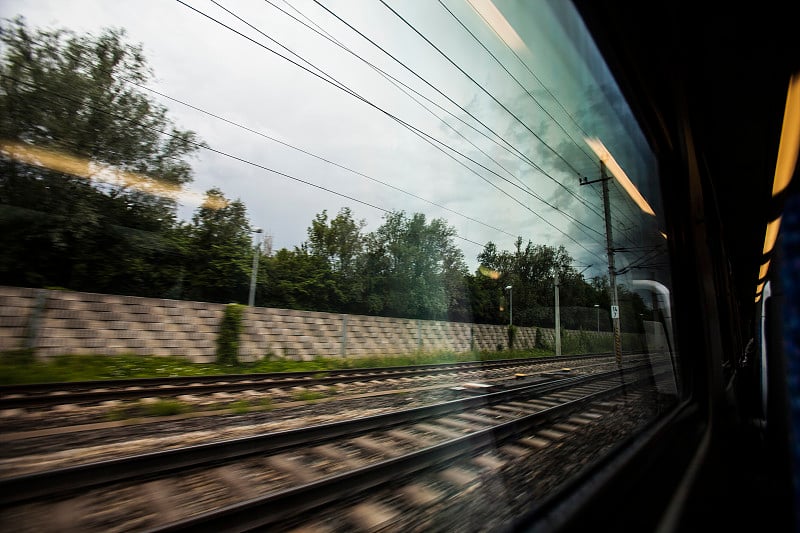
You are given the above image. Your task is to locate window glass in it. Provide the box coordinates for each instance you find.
[0,0,679,528]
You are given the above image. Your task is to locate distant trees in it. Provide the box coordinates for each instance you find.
[259,210,469,321]
[305,208,366,313]
[0,18,202,295]
[0,19,649,332]
[470,238,580,325]
[182,189,253,303]
[361,212,468,320]
[465,238,647,332]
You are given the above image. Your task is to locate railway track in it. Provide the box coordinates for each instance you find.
[0,362,670,532]
[0,353,623,410]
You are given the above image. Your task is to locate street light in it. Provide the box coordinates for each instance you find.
[505,285,512,326]
[594,304,600,332]
[248,228,263,307]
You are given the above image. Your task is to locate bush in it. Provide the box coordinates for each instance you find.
[216,303,245,366]
[507,324,517,350]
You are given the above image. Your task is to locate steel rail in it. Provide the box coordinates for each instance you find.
[0,365,649,507]
[151,376,647,532]
[0,353,624,409]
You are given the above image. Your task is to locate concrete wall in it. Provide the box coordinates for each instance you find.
[0,286,614,363]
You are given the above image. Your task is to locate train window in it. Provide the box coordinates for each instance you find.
[0,0,680,530]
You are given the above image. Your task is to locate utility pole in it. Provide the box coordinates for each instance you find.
[581,162,622,365]
[248,228,263,307]
[554,272,561,357]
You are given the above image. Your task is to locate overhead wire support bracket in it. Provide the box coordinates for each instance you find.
[579,176,612,186]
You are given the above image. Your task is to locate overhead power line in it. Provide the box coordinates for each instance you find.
[175,0,609,261]
[6,75,490,249]
[258,0,605,243]
[374,0,605,217]
[437,0,600,171]
[305,0,638,248]
[119,75,520,240]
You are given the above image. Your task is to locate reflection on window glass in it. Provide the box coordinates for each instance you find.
[0,0,678,529]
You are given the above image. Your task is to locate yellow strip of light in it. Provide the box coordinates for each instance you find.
[772,73,800,197]
[759,260,771,281]
[585,137,656,216]
[763,216,782,256]
[466,0,527,52]
[0,140,227,209]
[755,293,762,303]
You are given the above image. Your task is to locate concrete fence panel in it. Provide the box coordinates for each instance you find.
[0,286,622,362]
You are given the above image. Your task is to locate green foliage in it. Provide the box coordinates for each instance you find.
[306,208,366,312]
[292,389,327,402]
[216,303,244,366]
[144,399,189,417]
[0,18,203,295]
[362,211,468,320]
[0,348,35,366]
[183,189,253,303]
[106,399,190,420]
[262,247,337,311]
[229,399,250,414]
[0,349,557,385]
[507,324,518,350]
[534,328,544,349]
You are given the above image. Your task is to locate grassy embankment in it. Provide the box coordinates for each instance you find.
[1,349,563,420]
[0,348,557,385]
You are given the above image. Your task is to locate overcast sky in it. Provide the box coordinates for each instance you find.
[1,0,663,277]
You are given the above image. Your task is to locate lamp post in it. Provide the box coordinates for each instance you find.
[248,228,263,307]
[594,304,600,332]
[505,285,513,326]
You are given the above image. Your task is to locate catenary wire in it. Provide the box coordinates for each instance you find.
[309,0,608,223]
[435,0,647,235]
[175,0,608,261]
[78,63,521,241]
[375,0,607,216]
[256,0,605,242]
[5,75,491,249]
[208,0,601,242]
[437,0,599,172]
[284,0,643,253]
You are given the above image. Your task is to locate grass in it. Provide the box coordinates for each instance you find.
[106,399,190,421]
[291,390,327,402]
[0,347,559,386]
[229,399,251,415]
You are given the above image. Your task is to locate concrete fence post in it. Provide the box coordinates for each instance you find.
[340,314,348,357]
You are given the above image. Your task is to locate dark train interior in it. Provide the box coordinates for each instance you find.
[520,2,800,531]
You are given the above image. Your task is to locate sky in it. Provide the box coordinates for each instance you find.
[0,0,664,277]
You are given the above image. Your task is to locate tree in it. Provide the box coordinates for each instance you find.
[473,239,598,326]
[363,211,468,320]
[183,189,253,303]
[261,247,337,312]
[0,18,202,295]
[306,208,366,312]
